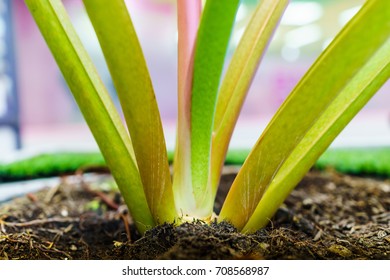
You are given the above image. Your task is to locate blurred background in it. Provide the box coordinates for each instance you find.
[0,0,389,163]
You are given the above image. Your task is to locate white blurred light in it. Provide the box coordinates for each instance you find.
[285,24,322,48]
[0,1,5,14]
[322,38,333,51]
[281,2,323,26]
[0,87,8,117]
[0,40,5,57]
[174,31,178,44]
[71,11,101,56]
[281,46,300,62]
[0,127,17,153]
[339,6,361,26]
[236,4,249,22]
[0,18,6,38]
[231,26,245,47]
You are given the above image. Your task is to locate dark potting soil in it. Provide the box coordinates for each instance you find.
[0,169,389,260]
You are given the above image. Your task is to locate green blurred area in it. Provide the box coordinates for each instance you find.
[227,148,390,178]
[0,147,389,182]
[315,147,390,177]
[0,153,106,182]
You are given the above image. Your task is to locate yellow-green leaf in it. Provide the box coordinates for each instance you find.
[211,0,289,199]
[83,0,175,223]
[24,0,154,233]
[243,38,390,233]
[219,0,390,231]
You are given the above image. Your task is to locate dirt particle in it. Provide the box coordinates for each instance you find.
[60,209,69,217]
[113,241,124,247]
[259,242,269,250]
[313,230,323,241]
[325,182,336,191]
[377,231,387,239]
[328,244,352,257]
[70,244,77,251]
[380,183,390,193]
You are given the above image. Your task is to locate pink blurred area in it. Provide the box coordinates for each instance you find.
[13,0,178,126]
[14,0,74,126]
[2,0,389,160]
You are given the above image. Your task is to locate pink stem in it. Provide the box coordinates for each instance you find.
[176,0,201,147]
[173,0,201,197]
[177,0,201,123]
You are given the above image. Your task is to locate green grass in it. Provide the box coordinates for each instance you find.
[316,147,390,177]
[1,147,390,183]
[225,148,390,177]
[0,153,106,182]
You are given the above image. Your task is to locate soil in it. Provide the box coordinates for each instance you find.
[0,168,389,260]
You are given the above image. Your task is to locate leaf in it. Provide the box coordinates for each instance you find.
[219,0,390,231]
[211,0,289,198]
[189,0,240,218]
[24,0,154,233]
[243,38,390,233]
[83,0,175,223]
